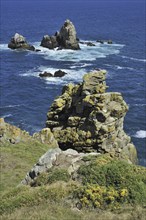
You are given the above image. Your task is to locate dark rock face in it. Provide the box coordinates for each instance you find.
[54,70,67,77]
[40,35,59,49]
[45,70,137,164]
[39,70,67,78]
[8,33,35,51]
[39,72,53,77]
[40,19,80,50]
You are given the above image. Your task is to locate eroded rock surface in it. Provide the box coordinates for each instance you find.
[40,19,80,50]
[0,118,31,144]
[8,33,35,51]
[45,70,137,163]
[21,147,100,185]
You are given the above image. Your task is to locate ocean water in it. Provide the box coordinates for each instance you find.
[0,0,145,166]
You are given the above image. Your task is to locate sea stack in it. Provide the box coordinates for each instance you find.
[45,70,137,164]
[8,33,35,51]
[40,19,80,50]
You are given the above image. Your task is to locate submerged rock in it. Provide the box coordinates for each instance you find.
[8,33,35,51]
[96,39,113,44]
[80,41,96,46]
[45,69,137,164]
[40,19,80,50]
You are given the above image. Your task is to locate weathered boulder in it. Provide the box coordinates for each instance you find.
[21,147,100,185]
[8,33,35,51]
[45,70,137,164]
[40,19,80,50]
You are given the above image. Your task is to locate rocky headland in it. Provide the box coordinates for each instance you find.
[1,70,146,218]
[19,69,137,186]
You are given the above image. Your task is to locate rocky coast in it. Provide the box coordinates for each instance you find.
[1,69,146,219]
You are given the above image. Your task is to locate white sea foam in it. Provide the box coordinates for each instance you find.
[70,63,92,69]
[0,104,23,109]
[0,44,9,51]
[105,64,134,70]
[2,114,13,118]
[20,65,88,85]
[39,66,87,85]
[133,104,146,107]
[33,41,124,62]
[121,55,146,62]
[134,130,146,138]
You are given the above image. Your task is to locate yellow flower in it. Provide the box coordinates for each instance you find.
[120,189,128,197]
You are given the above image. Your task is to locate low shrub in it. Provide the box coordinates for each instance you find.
[33,168,70,186]
[76,158,146,208]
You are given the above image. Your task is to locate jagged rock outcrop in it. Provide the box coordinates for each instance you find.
[40,19,80,50]
[0,118,58,150]
[45,70,137,164]
[8,33,35,51]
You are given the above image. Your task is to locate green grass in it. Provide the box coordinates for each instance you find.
[0,140,49,192]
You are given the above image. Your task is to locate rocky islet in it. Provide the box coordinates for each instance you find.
[40,19,80,50]
[8,33,35,51]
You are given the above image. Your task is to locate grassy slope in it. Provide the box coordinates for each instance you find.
[1,141,146,220]
[0,140,49,192]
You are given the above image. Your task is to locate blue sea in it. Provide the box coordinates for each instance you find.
[0,0,146,166]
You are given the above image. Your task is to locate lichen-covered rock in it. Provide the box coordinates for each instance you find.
[33,128,58,148]
[0,118,31,144]
[45,69,137,164]
[40,19,80,50]
[8,33,35,51]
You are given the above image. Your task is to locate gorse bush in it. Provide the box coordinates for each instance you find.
[75,156,146,208]
[75,184,129,210]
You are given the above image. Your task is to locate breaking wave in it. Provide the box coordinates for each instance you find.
[33,41,124,62]
[134,130,146,138]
